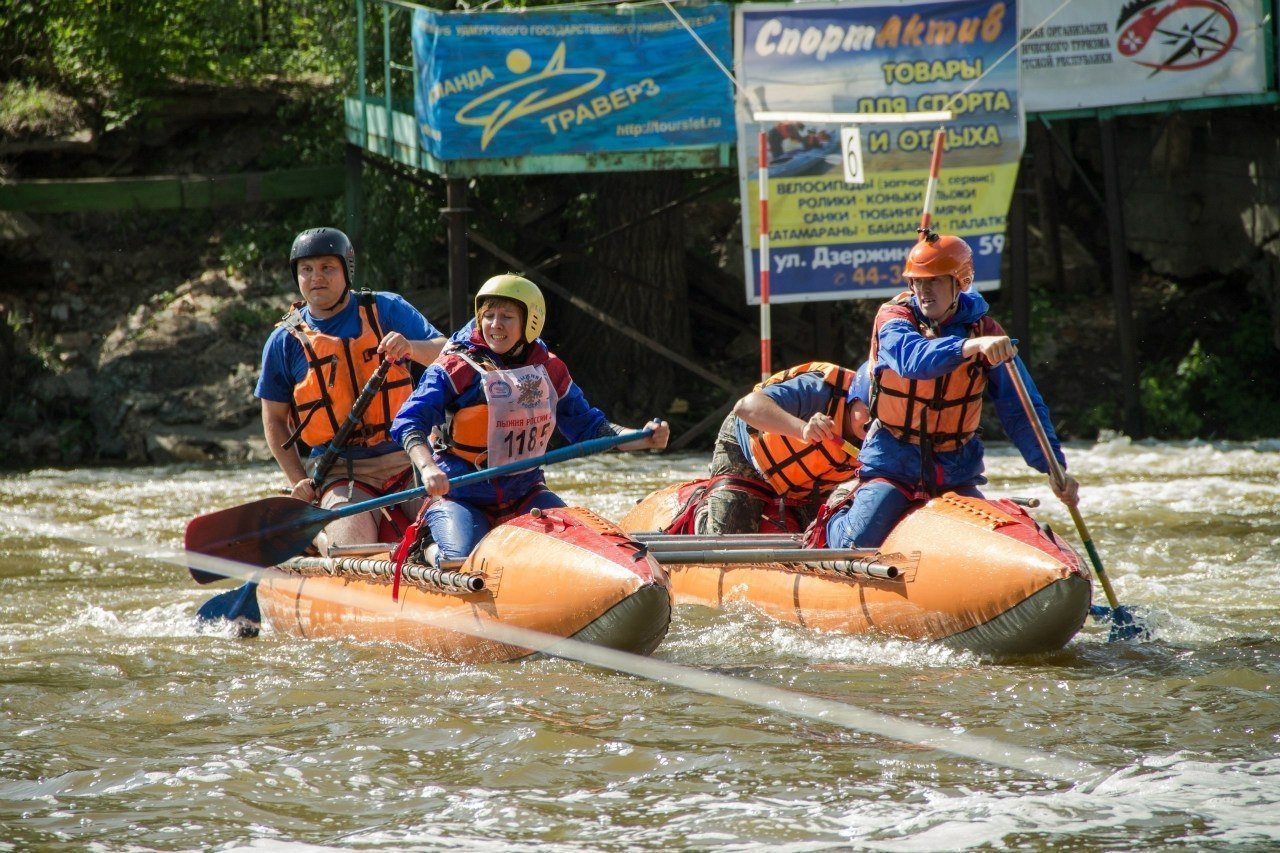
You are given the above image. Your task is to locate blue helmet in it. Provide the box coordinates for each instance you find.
[846,360,872,404]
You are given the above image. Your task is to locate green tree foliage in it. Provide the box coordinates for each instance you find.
[2,0,352,129]
[1140,340,1217,438]
[1140,310,1280,439]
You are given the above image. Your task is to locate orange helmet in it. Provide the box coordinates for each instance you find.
[903,234,974,291]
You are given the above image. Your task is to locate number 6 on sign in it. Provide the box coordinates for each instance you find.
[841,125,865,185]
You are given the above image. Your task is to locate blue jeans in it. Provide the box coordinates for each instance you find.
[426,490,568,563]
[826,481,984,548]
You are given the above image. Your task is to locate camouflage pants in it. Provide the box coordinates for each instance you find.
[693,415,816,535]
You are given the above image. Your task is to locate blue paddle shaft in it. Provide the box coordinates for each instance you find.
[322,428,654,523]
[185,427,658,576]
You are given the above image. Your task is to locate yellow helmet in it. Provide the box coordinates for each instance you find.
[474,274,546,343]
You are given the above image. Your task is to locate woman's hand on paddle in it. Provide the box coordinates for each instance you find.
[1052,472,1080,508]
[418,461,450,497]
[289,477,319,504]
[802,412,840,444]
[408,445,450,497]
[620,419,670,451]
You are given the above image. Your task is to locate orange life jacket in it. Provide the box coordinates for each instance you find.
[868,292,1000,453]
[745,362,860,499]
[282,292,415,450]
[444,396,491,466]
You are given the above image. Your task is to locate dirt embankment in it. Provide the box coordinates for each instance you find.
[1,87,326,466]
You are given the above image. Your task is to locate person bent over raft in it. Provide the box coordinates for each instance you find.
[391,274,669,565]
[820,232,1078,550]
[256,227,447,553]
[696,362,871,536]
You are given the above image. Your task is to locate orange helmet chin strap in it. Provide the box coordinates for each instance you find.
[945,276,960,316]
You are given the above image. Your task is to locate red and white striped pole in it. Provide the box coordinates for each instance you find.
[917,127,945,238]
[758,130,771,381]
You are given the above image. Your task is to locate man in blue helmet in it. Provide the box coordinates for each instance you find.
[695,360,871,536]
[255,227,447,552]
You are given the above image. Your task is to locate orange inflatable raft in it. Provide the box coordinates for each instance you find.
[258,506,672,663]
[619,481,1091,656]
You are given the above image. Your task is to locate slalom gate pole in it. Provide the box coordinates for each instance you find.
[758,130,772,381]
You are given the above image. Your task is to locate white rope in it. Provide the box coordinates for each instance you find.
[940,0,1079,115]
[10,511,1109,788]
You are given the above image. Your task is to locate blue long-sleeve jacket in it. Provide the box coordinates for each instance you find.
[859,290,1066,491]
[390,321,612,506]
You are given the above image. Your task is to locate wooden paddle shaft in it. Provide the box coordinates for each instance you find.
[1002,360,1122,610]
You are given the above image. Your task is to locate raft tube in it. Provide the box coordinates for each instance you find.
[258,506,672,663]
[619,482,1091,657]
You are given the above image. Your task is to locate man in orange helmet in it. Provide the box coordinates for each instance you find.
[821,232,1078,549]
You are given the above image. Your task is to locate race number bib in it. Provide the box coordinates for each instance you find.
[483,363,557,468]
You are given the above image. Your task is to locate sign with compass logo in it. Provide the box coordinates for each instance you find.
[1116,0,1238,72]
[1020,0,1266,112]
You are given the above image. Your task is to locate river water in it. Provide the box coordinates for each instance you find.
[2,437,1278,850]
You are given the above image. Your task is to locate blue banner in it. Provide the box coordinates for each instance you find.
[413,3,735,160]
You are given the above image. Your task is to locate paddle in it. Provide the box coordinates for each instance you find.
[195,357,400,626]
[1002,360,1145,642]
[185,427,655,581]
[195,576,262,636]
[303,357,395,488]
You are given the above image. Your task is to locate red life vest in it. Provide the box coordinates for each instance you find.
[745,362,860,500]
[439,343,558,467]
[869,293,1001,453]
[283,292,414,449]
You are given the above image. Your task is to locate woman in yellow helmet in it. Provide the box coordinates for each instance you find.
[391,273,669,564]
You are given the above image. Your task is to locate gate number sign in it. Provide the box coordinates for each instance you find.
[841,125,865,185]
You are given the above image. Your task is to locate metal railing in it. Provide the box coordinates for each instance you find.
[354,0,421,151]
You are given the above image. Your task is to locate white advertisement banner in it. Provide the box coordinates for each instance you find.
[1020,0,1269,112]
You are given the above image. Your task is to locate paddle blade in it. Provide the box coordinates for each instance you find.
[1106,604,1149,643]
[1088,604,1112,621]
[184,495,330,582]
[195,582,261,638]
[1091,603,1150,642]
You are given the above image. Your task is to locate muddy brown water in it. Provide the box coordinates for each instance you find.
[3,438,1279,849]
